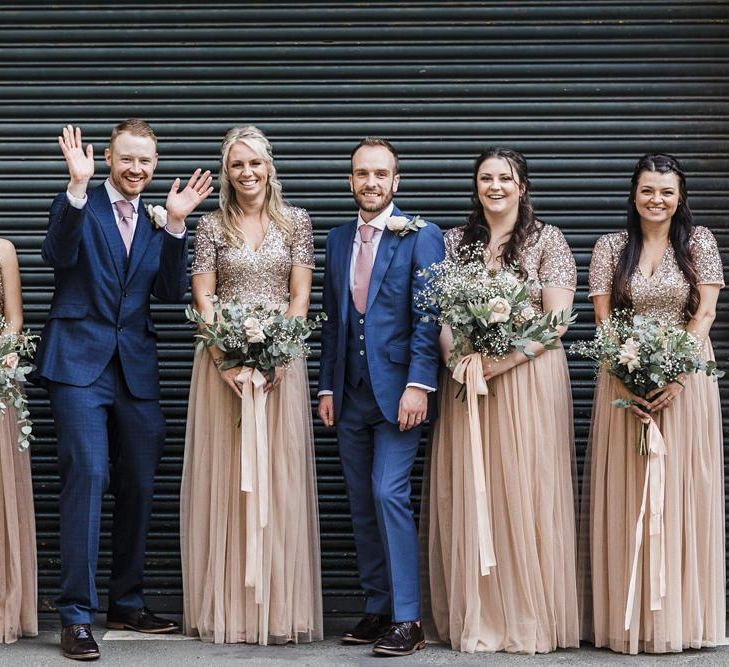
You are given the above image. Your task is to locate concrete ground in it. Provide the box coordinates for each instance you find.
[1,617,728,666]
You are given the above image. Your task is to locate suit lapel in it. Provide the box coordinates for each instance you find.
[338,220,357,322]
[87,185,125,286]
[125,200,153,285]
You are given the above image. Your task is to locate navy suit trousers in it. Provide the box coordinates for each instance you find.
[336,378,422,622]
[48,356,166,626]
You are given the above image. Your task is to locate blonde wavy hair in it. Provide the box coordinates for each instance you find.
[218,125,291,247]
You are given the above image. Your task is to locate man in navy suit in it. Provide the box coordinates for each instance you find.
[318,138,444,657]
[36,120,212,660]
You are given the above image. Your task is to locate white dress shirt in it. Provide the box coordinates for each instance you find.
[66,180,185,239]
[319,202,434,397]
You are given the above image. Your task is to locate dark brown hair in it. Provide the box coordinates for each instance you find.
[458,147,541,276]
[110,118,157,148]
[611,153,699,320]
[350,136,399,174]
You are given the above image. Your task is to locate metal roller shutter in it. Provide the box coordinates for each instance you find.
[0,1,726,619]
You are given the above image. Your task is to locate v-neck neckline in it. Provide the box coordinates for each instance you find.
[242,220,271,254]
[637,243,671,281]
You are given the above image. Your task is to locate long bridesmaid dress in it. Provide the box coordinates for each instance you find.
[425,224,580,654]
[180,207,323,645]
[0,263,37,643]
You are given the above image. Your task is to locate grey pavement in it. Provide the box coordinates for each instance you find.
[1,618,729,666]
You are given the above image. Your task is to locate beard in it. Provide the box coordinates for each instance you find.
[353,187,394,215]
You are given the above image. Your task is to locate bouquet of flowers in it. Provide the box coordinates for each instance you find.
[0,319,38,450]
[417,248,575,369]
[570,310,723,454]
[185,295,325,377]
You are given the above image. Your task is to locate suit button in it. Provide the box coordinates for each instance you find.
[123,292,128,298]
[359,334,364,340]
[359,318,364,324]
[359,350,365,356]
[117,326,123,332]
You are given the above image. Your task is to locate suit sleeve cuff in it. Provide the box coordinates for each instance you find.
[66,190,87,209]
[317,390,333,397]
[407,382,435,393]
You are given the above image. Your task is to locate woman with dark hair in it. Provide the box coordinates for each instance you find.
[580,153,725,653]
[424,148,579,653]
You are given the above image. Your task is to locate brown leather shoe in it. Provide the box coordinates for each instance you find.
[372,620,426,656]
[106,606,179,633]
[60,624,100,661]
[341,613,392,644]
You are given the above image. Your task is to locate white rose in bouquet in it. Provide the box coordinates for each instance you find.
[243,317,266,344]
[487,296,512,324]
[618,337,641,372]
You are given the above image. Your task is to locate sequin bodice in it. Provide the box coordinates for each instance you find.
[444,224,577,313]
[191,206,315,305]
[588,226,724,326]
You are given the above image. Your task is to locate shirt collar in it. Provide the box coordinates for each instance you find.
[105,179,141,213]
[357,201,395,232]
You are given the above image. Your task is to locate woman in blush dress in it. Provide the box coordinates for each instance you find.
[0,238,37,643]
[424,148,579,654]
[180,126,322,645]
[580,153,725,654]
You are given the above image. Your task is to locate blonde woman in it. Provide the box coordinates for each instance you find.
[180,126,322,644]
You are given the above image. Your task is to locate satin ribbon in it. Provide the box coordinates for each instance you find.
[236,366,269,603]
[624,418,667,631]
[452,353,497,576]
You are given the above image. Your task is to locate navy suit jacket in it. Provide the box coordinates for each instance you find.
[318,205,445,424]
[36,183,189,399]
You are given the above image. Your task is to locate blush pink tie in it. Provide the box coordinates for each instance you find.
[113,200,135,255]
[352,224,375,314]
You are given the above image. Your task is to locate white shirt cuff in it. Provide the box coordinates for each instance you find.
[164,227,186,239]
[407,382,436,393]
[317,390,333,397]
[66,190,87,209]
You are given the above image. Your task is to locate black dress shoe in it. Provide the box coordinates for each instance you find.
[106,606,179,634]
[61,624,100,661]
[372,621,426,656]
[341,613,392,644]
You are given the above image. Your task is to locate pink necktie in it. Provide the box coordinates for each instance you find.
[114,200,135,255]
[352,224,375,314]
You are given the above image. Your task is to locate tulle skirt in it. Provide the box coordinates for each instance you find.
[0,406,37,643]
[424,346,579,654]
[578,341,726,654]
[180,349,323,644]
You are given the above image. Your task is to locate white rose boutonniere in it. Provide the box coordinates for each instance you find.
[386,214,427,237]
[146,203,168,229]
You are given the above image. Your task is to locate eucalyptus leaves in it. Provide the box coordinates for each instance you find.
[0,321,38,450]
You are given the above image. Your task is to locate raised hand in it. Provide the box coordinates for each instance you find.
[165,168,214,232]
[58,125,94,198]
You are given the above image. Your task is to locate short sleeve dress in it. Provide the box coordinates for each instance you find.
[580,226,725,654]
[180,207,323,645]
[424,224,580,654]
[0,264,37,643]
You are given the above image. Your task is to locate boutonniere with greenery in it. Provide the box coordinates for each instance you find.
[386,214,427,237]
[145,203,168,229]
